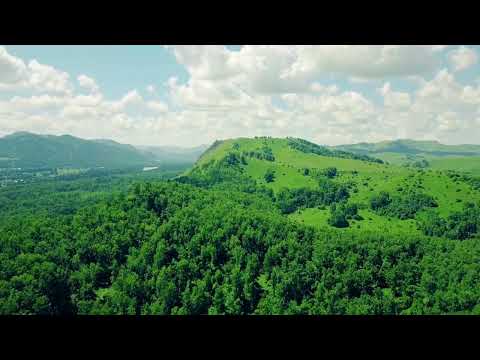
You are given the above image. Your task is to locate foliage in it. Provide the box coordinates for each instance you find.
[242,147,275,162]
[327,202,361,228]
[328,204,349,228]
[370,191,438,220]
[3,178,480,315]
[411,159,430,169]
[2,136,480,315]
[264,169,276,183]
[418,203,480,240]
[321,167,338,178]
[276,179,349,215]
[287,138,384,164]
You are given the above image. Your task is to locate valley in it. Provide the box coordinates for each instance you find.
[1,134,480,315]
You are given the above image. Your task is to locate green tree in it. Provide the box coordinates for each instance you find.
[264,169,275,183]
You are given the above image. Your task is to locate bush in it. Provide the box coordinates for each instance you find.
[322,167,337,178]
[370,191,437,220]
[370,192,391,211]
[276,181,349,215]
[328,204,349,228]
[264,169,275,183]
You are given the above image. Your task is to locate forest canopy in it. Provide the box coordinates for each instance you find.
[1,136,480,315]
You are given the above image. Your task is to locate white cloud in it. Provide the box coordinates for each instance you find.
[27,60,72,94]
[168,45,443,97]
[160,45,450,145]
[0,46,72,94]
[3,45,480,147]
[146,100,168,113]
[0,46,28,84]
[378,82,411,110]
[395,68,480,142]
[282,45,442,81]
[448,46,478,72]
[120,89,143,106]
[78,74,99,93]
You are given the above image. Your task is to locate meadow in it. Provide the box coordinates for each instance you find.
[195,137,480,236]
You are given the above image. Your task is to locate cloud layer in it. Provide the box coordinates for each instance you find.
[1,45,480,146]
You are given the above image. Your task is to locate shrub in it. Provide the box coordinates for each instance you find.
[264,169,275,183]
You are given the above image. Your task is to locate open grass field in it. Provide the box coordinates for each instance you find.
[334,139,480,175]
[428,156,480,175]
[356,152,480,176]
[194,137,480,235]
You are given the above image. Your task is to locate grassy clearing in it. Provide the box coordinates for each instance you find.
[428,156,480,175]
[194,137,480,235]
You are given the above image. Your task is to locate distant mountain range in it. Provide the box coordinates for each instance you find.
[334,139,480,158]
[0,132,208,169]
[3,132,480,171]
[137,144,208,165]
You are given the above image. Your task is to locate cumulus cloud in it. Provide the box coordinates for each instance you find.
[0,46,28,84]
[160,45,457,145]
[2,45,480,146]
[283,45,442,81]
[78,74,99,93]
[0,82,174,145]
[0,46,72,94]
[449,46,478,72]
[378,82,411,110]
[168,45,443,94]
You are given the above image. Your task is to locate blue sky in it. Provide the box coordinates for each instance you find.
[1,45,480,146]
[4,45,246,101]
[4,45,188,100]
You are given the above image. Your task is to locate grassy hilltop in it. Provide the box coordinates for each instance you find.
[185,136,480,237]
[335,139,480,175]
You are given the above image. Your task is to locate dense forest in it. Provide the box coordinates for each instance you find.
[1,136,480,315]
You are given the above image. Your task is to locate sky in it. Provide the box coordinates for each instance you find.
[1,45,480,147]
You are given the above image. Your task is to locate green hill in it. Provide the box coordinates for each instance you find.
[0,132,152,169]
[334,139,480,174]
[0,132,207,170]
[2,135,480,315]
[183,136,480,237]
[335,139,480,156]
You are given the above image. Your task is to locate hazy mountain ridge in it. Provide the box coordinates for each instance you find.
[334,139,480,157]
[0,132,207,169]
[136,144,208,164]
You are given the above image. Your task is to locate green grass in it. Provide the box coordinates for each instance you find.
[428,156,480,175]
[192,136,480,235]
[289,207,419,236]
[246,158,316,192]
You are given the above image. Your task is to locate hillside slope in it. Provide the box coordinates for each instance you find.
[334,139,480,174]
[0,132,152,169]
[2,135,480,315]
[185,136,480,237]
[0,132,207,169]
[336,139,480,155]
